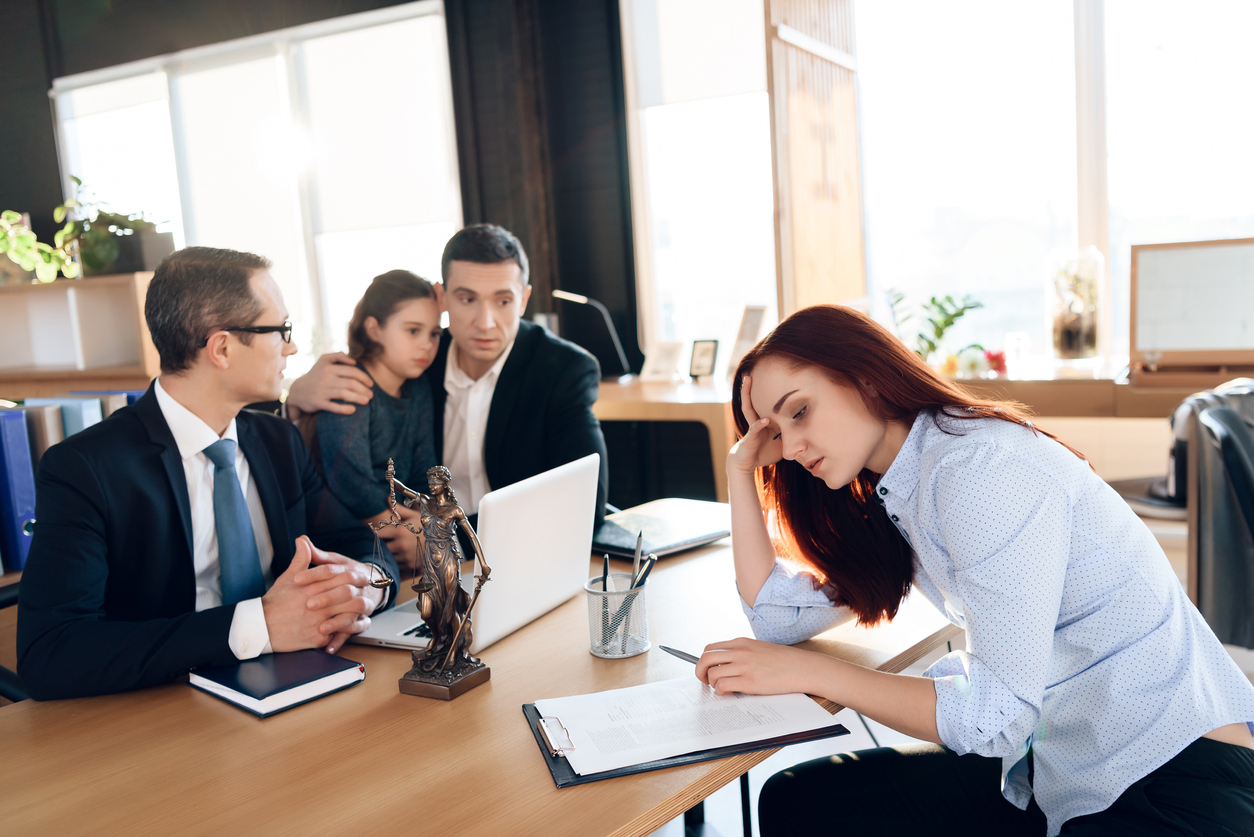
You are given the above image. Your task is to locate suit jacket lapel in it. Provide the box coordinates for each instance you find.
[236,414,290,569]
[133,385,195,562]
[484,321,540,470]
[429,332,452,463]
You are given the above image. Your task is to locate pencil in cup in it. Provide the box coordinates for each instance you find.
[584,572,649,658]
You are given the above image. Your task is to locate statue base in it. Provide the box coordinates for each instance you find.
[398,659,490,700]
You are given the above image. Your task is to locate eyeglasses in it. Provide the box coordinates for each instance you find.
[197,321,293,348]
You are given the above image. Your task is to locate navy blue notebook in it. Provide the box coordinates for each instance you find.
[0,411,36,572]
[190,650,365,717]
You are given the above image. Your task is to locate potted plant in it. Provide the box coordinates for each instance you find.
[0,209,80,283]
[61,176,175,275]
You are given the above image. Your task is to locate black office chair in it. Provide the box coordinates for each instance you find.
[1199,407,1254,542]
[0,580,28,703]
[1196,407,1254,648]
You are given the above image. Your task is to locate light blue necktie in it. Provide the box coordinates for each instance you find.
[203,439,265,606]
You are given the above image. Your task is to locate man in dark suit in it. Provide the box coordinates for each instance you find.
[288,225,608,567]
[17,247,397,700]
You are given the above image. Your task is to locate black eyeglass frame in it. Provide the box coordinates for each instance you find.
[196,321,293,348]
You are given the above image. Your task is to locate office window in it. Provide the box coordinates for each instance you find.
[1104,0,1254,353]
[302,14,461,351]
[172,56,313,341]
[55,73,185,249]
[51,1,460,375]
[857,0,1078,363]
[620,0,778,377]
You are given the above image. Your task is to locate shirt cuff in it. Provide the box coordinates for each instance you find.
[926,650,1032,759]
[229,597,273,660]
[362,562,396,611]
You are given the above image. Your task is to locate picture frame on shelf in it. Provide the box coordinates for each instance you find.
[724,305,768,381]
[640,342,683,382]
[689,339,718,379]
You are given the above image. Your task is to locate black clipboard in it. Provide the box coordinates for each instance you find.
[522,703,850,788]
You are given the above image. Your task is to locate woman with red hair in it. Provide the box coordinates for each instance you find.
[695,305,1254,836]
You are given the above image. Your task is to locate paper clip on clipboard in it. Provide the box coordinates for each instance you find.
[537,716,575,757]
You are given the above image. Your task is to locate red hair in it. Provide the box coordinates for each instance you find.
[732,305,1086,625]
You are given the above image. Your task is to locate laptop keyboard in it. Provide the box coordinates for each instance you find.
[401,623,432,639]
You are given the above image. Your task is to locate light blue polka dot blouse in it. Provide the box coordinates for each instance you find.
[742,410,1254,836]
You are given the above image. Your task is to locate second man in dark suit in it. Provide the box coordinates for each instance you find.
[288,225,609,566]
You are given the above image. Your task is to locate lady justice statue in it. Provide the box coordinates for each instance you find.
[370,461,492,699]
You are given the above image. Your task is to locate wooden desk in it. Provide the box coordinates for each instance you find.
[0,546,956,836]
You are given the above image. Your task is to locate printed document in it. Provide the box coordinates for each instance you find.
[533,677,837,775]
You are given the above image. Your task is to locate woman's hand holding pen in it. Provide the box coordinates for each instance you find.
[695,637,823,697]
[727,376,783,475]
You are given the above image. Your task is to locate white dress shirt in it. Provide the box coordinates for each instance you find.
[743,411,1254,836]
[443,337,515,514]
[154,379,275,660]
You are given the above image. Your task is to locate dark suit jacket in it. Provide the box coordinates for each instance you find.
[16,385,393,700]
[430,320,609,527]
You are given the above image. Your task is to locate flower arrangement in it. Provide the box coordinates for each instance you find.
[937,348,1007,379]
[886,289,1008,378]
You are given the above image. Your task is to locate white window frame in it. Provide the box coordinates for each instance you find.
[47,0,460,347]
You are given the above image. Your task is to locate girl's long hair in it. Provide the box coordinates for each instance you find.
[732,305,1086,625]
[298,269,435,455]
[347,269,436,361]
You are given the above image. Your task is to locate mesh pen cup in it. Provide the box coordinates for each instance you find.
[585,572,650,658]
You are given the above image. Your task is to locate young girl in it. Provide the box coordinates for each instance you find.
[695,305,1254,836]
[313,270,442,570]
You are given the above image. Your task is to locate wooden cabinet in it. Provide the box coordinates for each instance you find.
[0,273,158,399]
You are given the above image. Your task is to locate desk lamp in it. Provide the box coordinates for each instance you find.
[551,289,632,378]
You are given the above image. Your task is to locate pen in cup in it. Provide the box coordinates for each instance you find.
[600,553,611,640]
[632,531,643,584]
[631,554,656,589]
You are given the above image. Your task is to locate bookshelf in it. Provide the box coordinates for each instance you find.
[0,273,158,399]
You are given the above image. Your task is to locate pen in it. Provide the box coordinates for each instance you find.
[659,645,700,665]
[633,530,644,584]
[600,553,610,650]
[632,555,656,589]
[630,553,655,588]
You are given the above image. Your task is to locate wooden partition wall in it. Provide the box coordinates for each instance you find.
[765,0,865,316]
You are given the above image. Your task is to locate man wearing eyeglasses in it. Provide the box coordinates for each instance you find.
[17,246,397,700]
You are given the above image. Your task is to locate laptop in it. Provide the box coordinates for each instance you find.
[592,498,731,559]
[350,452,601,653]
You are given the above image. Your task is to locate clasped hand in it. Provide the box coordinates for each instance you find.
[262,535,387,655]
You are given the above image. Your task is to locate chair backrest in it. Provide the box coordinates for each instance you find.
[1192,405,1254,648]
[1199,407,1254,541]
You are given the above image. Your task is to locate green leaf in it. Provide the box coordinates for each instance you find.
[71,175,82,187]
[53,206,66,223]
[34,261,57,282]
[18,255,37,271]
[0,237,9,253]
[1,210,21,223]
[61,260,80,279]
